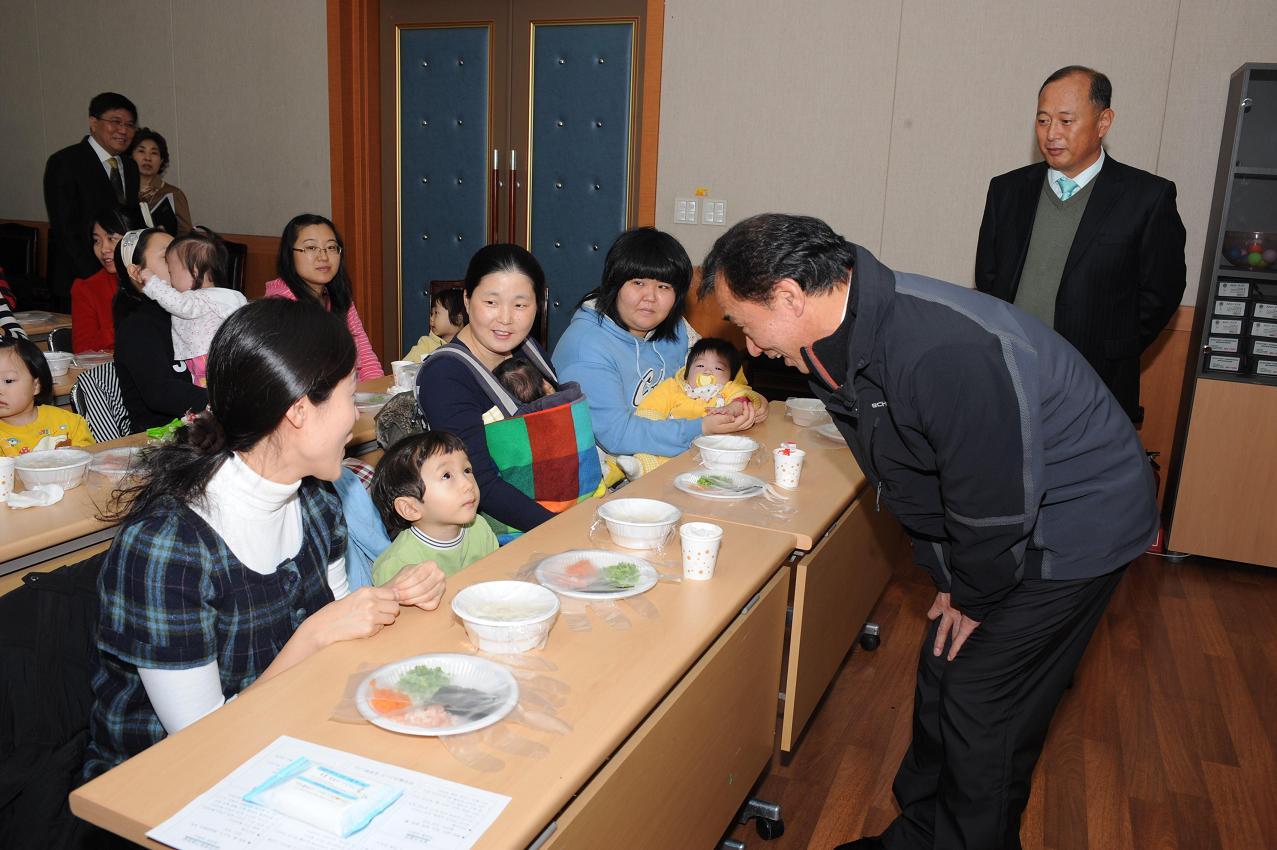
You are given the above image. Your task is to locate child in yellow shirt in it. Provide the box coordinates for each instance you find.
[0,336,95,456]
[404,288,468,361]
[625,338,764,475]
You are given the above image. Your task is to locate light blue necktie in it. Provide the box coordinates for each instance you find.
[1056,176,1079,201]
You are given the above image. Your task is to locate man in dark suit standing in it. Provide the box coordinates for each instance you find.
[975,66,1186,423]
[43,92,140,312]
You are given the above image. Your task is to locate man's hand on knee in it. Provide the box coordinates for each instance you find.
[927,591,982,661]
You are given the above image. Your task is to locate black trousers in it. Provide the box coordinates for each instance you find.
[881,567,1125,850]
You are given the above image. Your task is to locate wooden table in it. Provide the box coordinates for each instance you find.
[71,498,796,850]
[0,435,147,579]
[604,401,863,551]
[51,356,113,408]
[599,401,902,752]
[15,311,71,350]
[1,388,389,583]
[350,374,396,455]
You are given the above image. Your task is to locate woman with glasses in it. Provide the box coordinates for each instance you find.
[265,213,383,380]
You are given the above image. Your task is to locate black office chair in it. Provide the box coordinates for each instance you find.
[0,223,52,312]
[0,223,37,277]
[222,239,248,293]
[47,327,73,353]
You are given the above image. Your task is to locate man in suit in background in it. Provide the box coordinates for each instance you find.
[975,66,1186,423]
[43,92,140,312]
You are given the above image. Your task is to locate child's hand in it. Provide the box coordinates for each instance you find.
[701,402,757,435]
[389,561,447,611]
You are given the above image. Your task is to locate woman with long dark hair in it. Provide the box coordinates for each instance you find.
[85,299,445,778]
[112,227,207,430]
[265,213,383,380]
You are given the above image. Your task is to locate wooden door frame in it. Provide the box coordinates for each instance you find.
[327,0,664,362]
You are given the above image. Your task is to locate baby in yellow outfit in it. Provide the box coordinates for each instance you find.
[626,338,764,476]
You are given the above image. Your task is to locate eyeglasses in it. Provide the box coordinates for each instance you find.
[96,117,137,131]
[293,244,343,259]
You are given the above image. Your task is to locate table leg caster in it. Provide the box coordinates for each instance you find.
[755,816,785,839]
[859,621,881,651]
[738,798,784,841]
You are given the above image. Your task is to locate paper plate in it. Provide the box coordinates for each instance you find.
[72,351,113,367]
[14,311,53,324]
[535,549,660,600]
[356,653,518,737]
[813,422,846,444]
[355,391,393,413]
[673,470,766,500]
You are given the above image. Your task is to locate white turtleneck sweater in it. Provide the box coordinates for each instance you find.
[138,453,348,733]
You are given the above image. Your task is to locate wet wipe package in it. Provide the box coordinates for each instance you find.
[243,756,403,837]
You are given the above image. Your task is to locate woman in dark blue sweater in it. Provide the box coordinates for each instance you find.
[415,245,556,532]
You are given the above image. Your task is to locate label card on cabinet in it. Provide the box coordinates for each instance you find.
[1208,336,1240,353]
[1214,299,1248,317]
[1253,302,1277,321]
[1252,339,1277,357]
[1256,359,1277,377]
[1252,321,1277,339]
[1208,355,1242,372]
[1218,280,1251,298]
[1211,318,1244,335]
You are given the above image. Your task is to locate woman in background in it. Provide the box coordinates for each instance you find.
[71,206,136,352]
[130,129,192,236]
[265,213,383,381]
[112,228,207,429]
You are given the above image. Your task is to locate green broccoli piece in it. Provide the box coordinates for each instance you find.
[695,474,732,489]
[603,562,640,588]
[396,665,450,702]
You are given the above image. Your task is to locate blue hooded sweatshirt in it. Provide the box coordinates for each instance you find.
[552,304,703,457]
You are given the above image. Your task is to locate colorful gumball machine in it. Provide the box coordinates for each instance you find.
[1222,230,1275,270]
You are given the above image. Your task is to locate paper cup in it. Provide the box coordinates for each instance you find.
[0,457,13,502]
[390,359,416,391]
[773,447,806,489]
[680,522,724,581]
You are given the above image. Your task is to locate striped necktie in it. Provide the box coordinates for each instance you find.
[1056,176,1078,201]
[108,157,125,203]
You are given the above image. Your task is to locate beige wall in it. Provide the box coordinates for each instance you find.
[0,0,330,237]
[657,0,1277,305]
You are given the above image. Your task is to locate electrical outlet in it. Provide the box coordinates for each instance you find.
[674,197,699,224]
[701,199,727,225]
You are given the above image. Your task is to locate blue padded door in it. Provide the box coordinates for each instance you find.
[528,22,635,348]
[399,25,491,351]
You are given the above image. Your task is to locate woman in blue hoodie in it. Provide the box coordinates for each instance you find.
[553,228,758,459]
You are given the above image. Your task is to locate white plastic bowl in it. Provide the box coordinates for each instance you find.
[785,397,830,427]
[597,498,681,549]
[43,351,74,378]
[14,449,92,490]
[693,434,759,472]
[451,580,560,654]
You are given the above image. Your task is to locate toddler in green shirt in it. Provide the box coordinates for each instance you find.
[370,431,498,585]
